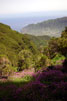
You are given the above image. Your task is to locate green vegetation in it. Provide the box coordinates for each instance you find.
[0,23,67,77]
[48,27,67,58]
[0,23,38,76]
[18,49,34,70]
[35,55,51,71]
[24,34,50,47]
[9,75,34,84]
[22,17,67,37]
[51,53,65,65]
[0,21,67,101]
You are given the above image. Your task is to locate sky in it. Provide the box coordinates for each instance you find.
[0,0,67,18]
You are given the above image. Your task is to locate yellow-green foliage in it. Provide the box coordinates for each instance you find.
[0,23,38,67]
[0,23,67,74]
[18,49,34,70]
[35,55,51,71]
[0,55,17,76]
[51,53,65,65]
[2,65,17,76]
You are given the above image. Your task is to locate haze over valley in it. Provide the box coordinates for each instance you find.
[22,16,67,37]
[0,11,67,32]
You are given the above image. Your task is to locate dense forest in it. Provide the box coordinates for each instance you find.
[0,23,67,101]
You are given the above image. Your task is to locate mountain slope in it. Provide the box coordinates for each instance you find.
[0,23,38,66]
[24,34,50,47]
[22,17,67,37]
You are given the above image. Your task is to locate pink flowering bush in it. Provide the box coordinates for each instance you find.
[0,62,67,101]
[37,70,65,84]
[48,82,67,100]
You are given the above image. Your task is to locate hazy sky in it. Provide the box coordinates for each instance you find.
[0,0,67,18]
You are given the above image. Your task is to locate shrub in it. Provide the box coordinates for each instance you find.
[16,81,47,101]
[0,55,17,77]
[2,65,17,77]
[35,55,51,71]
[49,82,67,100]
[37,70,64,83]
[62,59,67,73]
[51,53,65,65]
[18,49,34,70]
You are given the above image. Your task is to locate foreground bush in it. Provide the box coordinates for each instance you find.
[35,55,51,71]
[37,70,67,84]
[0,63,67,101]
[18,49,34,70]
[51,53,65,65]
[0,55,17,77]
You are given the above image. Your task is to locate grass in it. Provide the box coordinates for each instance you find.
[51,54,65,65]
[0,75,35,88]
[0,75,35,100]
[9,75,35,83]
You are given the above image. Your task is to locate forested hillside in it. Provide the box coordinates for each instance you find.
[0,23,67,75]
[22,17,67,37]
[0,23,39,75]
[0,23,67,101]
[24,34,50,47]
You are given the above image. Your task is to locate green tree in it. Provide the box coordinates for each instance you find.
[48,27,67,58]
[0,55,16,77]
[18,49,34,70]
[35,55,51,71]
[48,37,59,58]
[61,27,67,38]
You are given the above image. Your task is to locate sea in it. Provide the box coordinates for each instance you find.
[0,15,65,32]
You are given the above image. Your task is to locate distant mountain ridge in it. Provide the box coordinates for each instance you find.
[21,17,67,37]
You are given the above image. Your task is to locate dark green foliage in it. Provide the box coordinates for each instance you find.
[48,27,67,58]
[58,27,67,56]
[61,27,67,38]
[24,34,50,47]
[48,37,59,58]
[43,46,50,57]
[57,38,67,56]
